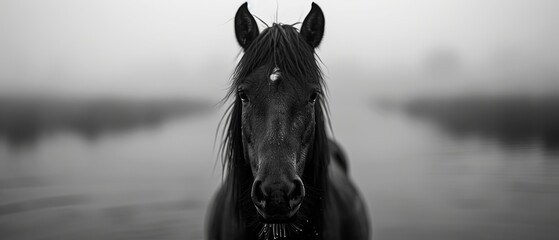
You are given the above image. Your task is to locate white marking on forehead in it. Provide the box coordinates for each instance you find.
[269,67,281,82]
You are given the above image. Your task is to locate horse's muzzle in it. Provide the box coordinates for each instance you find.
[251,177,305,222]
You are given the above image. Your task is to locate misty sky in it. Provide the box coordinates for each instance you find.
[1,0,558,100]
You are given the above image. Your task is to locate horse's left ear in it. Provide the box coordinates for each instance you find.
[301,3,325,48]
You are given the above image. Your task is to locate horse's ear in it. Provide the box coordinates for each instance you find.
[301,3,325,48]
[235,2,259,50]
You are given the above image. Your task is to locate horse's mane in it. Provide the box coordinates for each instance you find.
[227,23,324,96]
[216,23,331,238]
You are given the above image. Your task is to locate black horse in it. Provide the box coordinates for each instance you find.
[207,3,369,240]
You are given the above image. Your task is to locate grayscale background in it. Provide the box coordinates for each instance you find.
[1,0,558,239]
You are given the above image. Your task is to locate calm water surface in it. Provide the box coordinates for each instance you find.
[1,102,558,240]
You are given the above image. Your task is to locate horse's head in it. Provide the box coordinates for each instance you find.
[232,2,325,223]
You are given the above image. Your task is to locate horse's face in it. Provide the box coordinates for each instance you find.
[234,3,325,223]
[238,66,319,221]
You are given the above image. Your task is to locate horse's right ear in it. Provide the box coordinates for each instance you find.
[234,2,259,50]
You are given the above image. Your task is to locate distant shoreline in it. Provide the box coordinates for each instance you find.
[398,94,559,152]
[0,97,212,147]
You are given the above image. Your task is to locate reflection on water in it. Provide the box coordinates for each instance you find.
[363,94,559,240]
[0,97,210,147]
[0,99,219,240]
[1,96,559,240]
[402,94,559,152]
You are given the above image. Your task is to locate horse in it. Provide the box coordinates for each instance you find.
[207,3,369,240]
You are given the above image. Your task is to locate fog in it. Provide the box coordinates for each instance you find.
[1,1,559,240]
[1,0,558,100]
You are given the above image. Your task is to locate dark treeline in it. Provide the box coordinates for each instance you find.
[402,94,559,152]
[0,97,211,146]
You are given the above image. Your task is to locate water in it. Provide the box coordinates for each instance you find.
[1,101,558,240]
[344,105,559,240]
[0,112,220,240]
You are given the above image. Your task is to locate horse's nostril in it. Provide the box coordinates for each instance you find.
[289,178,305,208]
[251,180,266,209]
[252,178,304,213]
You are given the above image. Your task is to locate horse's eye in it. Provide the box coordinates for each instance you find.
[238,91,249,102]
[309,91,319,104]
